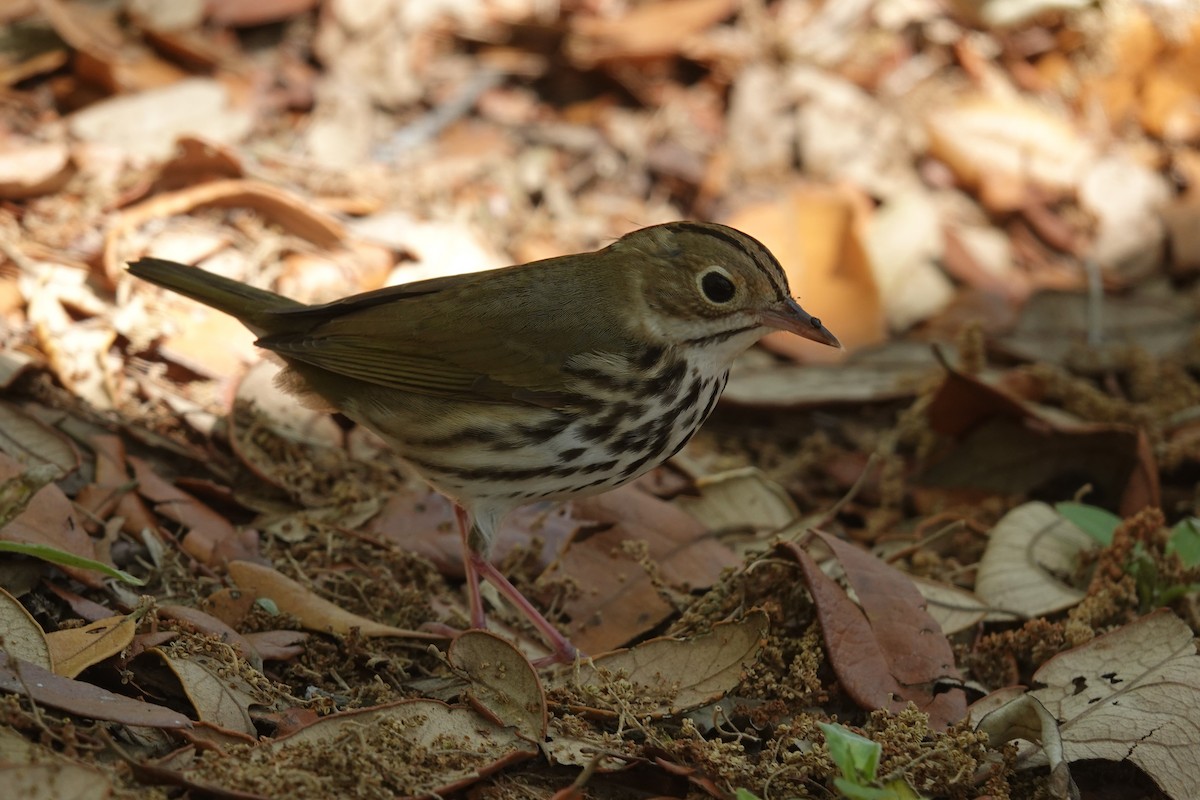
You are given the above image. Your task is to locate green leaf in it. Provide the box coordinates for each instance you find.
[820,722,881,782]
[1055,502,1121,545]
[734,790,762,800]
[0,541,145,586]
[1167,517,1200,568]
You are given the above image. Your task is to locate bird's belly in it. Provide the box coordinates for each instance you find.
[354,366,730,511]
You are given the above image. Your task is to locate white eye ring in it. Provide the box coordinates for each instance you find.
[697,266,736,304]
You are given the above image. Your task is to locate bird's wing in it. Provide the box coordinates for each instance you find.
[256,261,630,408]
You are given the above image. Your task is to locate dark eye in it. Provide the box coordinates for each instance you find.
[701,270,735,303]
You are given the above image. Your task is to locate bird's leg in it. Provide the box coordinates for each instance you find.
[453,504,487,629]
[468,553,580,665]
[453,504,580,664]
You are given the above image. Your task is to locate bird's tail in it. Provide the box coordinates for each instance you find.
[127,258,307,337]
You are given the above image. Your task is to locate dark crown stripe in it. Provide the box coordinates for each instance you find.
[667,222,790,304]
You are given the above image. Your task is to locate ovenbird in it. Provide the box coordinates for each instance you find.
[128,221,839,662]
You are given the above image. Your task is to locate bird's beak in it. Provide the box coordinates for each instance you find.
[760,298,841,348]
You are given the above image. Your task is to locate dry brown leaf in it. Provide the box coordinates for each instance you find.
[46,611,139,678]
[0,586,52,670]
[0,141,75,200]
[129,456,259,565]
[925,96,1095,211]
[786,537,966,730]
[550,611,768,718]
[226,559,443,640]
[0,652,190,728]
[555,485,740,655]
[448,630,546,742]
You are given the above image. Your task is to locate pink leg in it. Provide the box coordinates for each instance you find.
[469,553,580,664]
[454,505,487,629]
[453,504,580,664]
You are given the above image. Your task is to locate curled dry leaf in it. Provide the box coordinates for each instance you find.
[0,586,52,670]
[0,652,190,728]
[448,630,547,742]
[549,611,769,719]
[226,560,444,640]
[973,692,1077,800]
[974,502,1093,620]
[145,647,268,736]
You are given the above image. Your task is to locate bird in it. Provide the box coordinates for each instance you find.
[127,221,840,663]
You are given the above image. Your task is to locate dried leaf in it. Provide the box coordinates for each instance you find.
[1031,610,1200,800]
[448,630,547,742]
[550,611,768,718]
[46,611,140,678]
[0,652,190,728]
[226,560,443,640]
[146,647,264,736]
[0,585,52,670]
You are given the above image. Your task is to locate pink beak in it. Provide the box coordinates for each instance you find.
[760,299,841,348]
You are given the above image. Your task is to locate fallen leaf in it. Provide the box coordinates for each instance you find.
[1030,610,1200,800]
[46,610,141,678]
[785,537,966,729]
[975,502,1094,620]
[226,560,443,640]
[0,652,190,728]
[0,585,52,670]
[549,611,768,718]
[448,630,547,742]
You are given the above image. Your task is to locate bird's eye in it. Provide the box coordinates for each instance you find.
[700,269,736,303]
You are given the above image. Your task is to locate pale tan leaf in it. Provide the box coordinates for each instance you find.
[909,576,988,636]
[926,96,1095,210]
[0,401,79,476]
[975,502,1093,620]
[549,611,768,717]
[974,694,1077,799]
[448,630,546,742]
[675,467,798,536]
[0,586,52,670]
[1029,611,1200,800]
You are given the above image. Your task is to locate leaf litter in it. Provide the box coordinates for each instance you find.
[1,1,1200,798]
